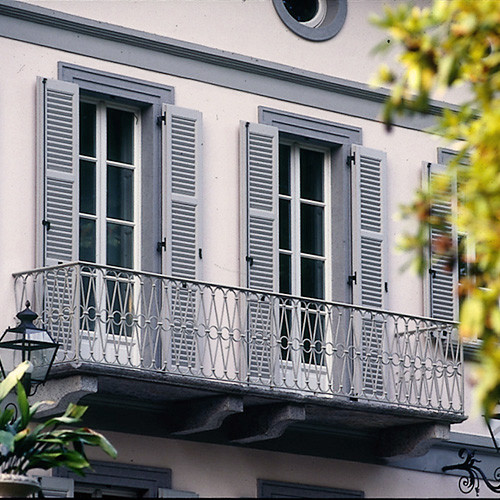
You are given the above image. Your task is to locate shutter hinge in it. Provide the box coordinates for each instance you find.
[246,256,254,266]
[347,272,357,286]
[429,268,437,278]
[157,113,166,126]
[42,219,51,231]
[199,248,203,259]
[346,155,355,167]
[384,282,388,293]
[157,238,166,253]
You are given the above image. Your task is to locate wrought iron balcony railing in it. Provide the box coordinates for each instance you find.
[13,262,464,415]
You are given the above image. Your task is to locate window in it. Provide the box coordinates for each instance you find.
[279,142,331,365]
[37,62,175,274]
[241,108,388,393]
[79,99,140,270]
[272,0,347,41]
[52,461,173,498]
[426,149,479,357]
[36,64,203,368]
[279,143,330,301]
[282,0,327,27]
[257,479,364,498]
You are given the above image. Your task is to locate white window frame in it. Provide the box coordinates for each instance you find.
[79,97,142,270]
[279,140,332,302]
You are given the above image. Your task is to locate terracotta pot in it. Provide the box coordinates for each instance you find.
[0,473,40,498]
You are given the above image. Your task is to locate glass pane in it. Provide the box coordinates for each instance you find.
[80,160,96,215]
[107,108,134,164]
[80,275,96,332]
[79,218,96,263]
[279,144,291,196]
[107,165,134,222]
[301,258,324,299]
[301,204,324,256]
[279,198,291,251]
[107,223,133,268]
[280,306,292,361]
[300,149,324,202]
[80,102,96,157]
[279,253,292,294]
[301,308,325,365]
[106,278,134,337]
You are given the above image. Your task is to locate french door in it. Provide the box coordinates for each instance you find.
[278,142,332,390]
[78,99,141,365]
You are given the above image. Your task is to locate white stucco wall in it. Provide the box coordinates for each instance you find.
[78,430,498,498]
[0,3,492,494]
[19,0,413,86]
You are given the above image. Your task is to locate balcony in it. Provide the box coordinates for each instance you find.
[12,263,465,455]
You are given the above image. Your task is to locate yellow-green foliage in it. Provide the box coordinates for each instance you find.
[372,0,500,417]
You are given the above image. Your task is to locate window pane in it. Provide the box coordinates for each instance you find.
[279,253,292,294]
[279,198,291,251]
[301,258,324,299]
[80,275,96,332]
[301,204,324,256]
[79,218,96,263]
[301,308,325,365]
[80,160,96,215]
[107,108,134,164]
[107,223,134,268]
[80,102,96,157]
[300,149,324,202]
[106,278,134,337]
[107,165,134,222]
[279,144,291,196]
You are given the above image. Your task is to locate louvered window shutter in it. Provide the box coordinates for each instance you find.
[351,145,387,397]
[240,121,278,381]
[162,104,203,280]
[161,104,203,371]
[37,77,79,267]
[36,77,79,356]
[423,162,458,321]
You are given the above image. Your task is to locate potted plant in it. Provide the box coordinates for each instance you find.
[0,361,117,497]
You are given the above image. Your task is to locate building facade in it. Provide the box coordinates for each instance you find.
[0,0,497,497]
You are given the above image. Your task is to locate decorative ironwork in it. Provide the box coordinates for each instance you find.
[442,448,500,496]
[13,262,464,415]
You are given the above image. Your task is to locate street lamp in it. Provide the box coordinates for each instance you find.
[442,416,500,495]
[0,301,59,393]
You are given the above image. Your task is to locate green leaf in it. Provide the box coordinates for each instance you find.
[0,430,15,453]
[16,382,29,428]
[0,361,30,401]
[0,408,15,429]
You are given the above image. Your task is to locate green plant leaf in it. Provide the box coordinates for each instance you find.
[16,382,29,428]
[0,408,15,429]
[0,430,15,453]
[0,361,30,401]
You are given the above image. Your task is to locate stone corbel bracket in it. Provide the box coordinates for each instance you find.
[29,375,99,418]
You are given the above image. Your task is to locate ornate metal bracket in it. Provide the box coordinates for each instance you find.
[442,448,500,496]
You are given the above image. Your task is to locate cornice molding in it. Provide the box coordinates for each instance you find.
[0,0,453,130]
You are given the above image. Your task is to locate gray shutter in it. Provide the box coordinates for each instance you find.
[423,162,458,321]
[37,77,79,267]
[36,77,79,356]
[162,104,203,370]
[240,121,278,381]
[162,104,203,280]
[351,145,387,397]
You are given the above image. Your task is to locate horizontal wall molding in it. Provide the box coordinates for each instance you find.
[1,0,457,132]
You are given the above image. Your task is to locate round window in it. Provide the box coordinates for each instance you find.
[273,0,347,42]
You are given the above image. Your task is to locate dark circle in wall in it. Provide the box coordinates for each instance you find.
[283,0,319,23]
[273,0,347,42]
